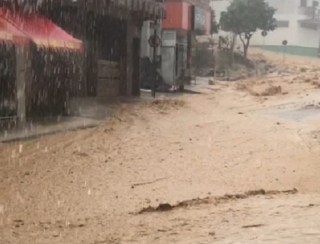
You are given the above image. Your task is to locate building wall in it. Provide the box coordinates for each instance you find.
[211,0,230,23]
[212,0,320,53]
[182,2,192,30]
[205,10,211,34]
[157,0,211,86]
[140,21,153,59]
[250,0,319,49]
[162,2,192,31]
[251,19,319,49]
[162,0,211,34]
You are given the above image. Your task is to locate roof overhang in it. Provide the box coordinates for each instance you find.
[0,6,83,51]
[0,14,28,45]
[5,0,164,20]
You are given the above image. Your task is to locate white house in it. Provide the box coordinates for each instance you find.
[212,0,320,56]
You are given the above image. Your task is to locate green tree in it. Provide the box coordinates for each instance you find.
[220,0,276,57]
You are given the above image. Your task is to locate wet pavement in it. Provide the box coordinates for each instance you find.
[0,116,100,143]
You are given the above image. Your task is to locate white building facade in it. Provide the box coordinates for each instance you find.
[212,0,320,56]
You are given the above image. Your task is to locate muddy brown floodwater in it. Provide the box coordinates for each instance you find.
[1,49,320,243]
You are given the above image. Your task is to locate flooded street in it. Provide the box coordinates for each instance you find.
[1,50,320,243]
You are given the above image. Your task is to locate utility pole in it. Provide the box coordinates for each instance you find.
[150,0,164,98]
[282,40,288,64]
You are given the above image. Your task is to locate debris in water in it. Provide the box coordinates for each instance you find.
[131,177,168,189]
[242,224,265,229]
[73,151,89,157]
[137,188,298,214]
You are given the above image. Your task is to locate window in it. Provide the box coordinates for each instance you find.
[300,21,318,30]
[301,0,308,7]
[276,20,290,28]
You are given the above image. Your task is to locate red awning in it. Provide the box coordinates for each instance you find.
[0,15,28,45]
[0,7,83,52]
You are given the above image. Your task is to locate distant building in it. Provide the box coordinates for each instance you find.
[161,0,211,87]
[212,0,320,57]
[140,0,212,90]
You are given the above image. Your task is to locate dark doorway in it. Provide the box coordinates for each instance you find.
[0,43,16,118]
[132,38,141,96]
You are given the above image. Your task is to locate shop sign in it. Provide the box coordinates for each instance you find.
[161,30,176,47]
[193,7,206,34]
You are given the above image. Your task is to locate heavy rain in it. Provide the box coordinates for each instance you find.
[1,0,320,243]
